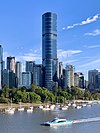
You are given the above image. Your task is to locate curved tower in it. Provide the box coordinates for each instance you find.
[42,12,57,89]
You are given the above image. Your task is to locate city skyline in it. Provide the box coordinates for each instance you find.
[0,0,100,80]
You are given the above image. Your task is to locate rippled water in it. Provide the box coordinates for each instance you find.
[0,104,100,133]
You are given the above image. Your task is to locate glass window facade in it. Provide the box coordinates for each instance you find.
[42,12,58,89]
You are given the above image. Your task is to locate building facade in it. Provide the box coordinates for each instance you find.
[0,45,3,89]
[88,69,98,91]
[15,61,22,87]
[42,12,58,89]
[7,57,15,73]
[21,72,32,88]
[64,64,74,88]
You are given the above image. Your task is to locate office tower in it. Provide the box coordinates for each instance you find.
[0,45,3,89]
[9,71,16,88]
[74,73,80,87]
[26,61,35,72]
[42,12,58,89]
[2,61,5,70]
[15,62,22,87]
[64,64,74,88]
[58,62,63,87]
[33,64,43,86]
[3,69,9,87]
[26,61,36,84]
[7,57,15,73]
[78,72,84,89]
[21,72,31,88]
[74,72,84,89]
[88,69,98,91]
[59,62,63,79]
[95,73,100,91]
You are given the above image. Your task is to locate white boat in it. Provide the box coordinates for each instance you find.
[68,103,71,106]
[18,107,24,111]
[87,104,92,107]
[18,101,24,112]
[50,104,55,110]
[5,99,15,114]
[42,107,51,111]
[72,103,77,107]
[43,118,73,126]
[29,106,33,109]
[82,104,87,107]
[27,107,33,113]
[75,105,82,109]
[60,106,68,110]
[39,105,43,109]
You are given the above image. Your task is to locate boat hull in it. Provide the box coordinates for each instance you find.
[44,120,73,126]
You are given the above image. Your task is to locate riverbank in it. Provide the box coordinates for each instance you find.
[0,100,100,111]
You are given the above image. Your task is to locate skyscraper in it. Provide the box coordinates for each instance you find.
[7,57,15,73]
[21,72,31,88]
[0,45,3,89]
[15,61,22,87]
[88,69,98,91]
[42,12,58,89]
[64,64,74,88]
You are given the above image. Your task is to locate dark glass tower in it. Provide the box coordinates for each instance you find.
[0,45,3,89]
[42,12,58,89]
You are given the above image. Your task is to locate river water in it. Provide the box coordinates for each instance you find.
[0,104,100,133]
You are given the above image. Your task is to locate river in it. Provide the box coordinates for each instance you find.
[0,104,100,133]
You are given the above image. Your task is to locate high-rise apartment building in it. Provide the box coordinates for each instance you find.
[64,64,74,88]
[42,12,58,89]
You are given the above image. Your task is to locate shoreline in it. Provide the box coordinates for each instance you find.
[0,100,100,111]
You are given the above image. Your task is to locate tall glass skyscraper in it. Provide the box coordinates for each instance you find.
[0,45,3,89]
[42,12,58,89]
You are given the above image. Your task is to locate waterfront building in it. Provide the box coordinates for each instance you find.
[7,57,15,73]
[64,64,74,88]
[15,61,22,87]
[21,72,31,88]
[42,12,58,89]
[88,69,98,91]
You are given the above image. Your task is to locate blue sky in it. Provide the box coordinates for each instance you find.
[0,0,100,79]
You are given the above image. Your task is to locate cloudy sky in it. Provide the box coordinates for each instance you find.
[0,0,100,79]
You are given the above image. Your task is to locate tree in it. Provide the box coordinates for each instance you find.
[29,92,41,103]
[2,85,10,98]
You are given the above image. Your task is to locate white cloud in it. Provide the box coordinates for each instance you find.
[85,29,100,36]
[17,53,41,62]
[87,44,100,48]
[78,59,100,69]
[57,49,82,65]
[62,14,100,30]
[58,49,82,58]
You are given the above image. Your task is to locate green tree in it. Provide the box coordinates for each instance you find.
[2,85,10,98]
